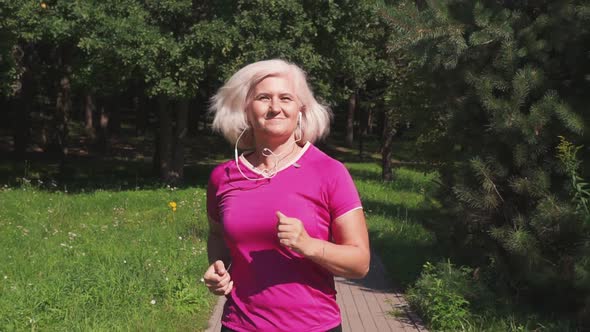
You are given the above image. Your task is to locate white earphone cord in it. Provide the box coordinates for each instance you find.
[234,113,303,181]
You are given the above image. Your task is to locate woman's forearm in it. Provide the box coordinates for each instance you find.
[207,231,231,266]
[304,238,370,279]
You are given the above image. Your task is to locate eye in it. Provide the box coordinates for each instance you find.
[256,95,270,101]
[280,95,293,101]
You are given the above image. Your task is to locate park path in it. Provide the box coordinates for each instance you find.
[204,251,427,332]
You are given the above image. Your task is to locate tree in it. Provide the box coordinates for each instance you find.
[77,0,209,184]
[383,0,590,324]
[305,0,383,147]
[1,0,81,158]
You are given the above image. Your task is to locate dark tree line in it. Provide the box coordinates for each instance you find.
[1,0,407,185]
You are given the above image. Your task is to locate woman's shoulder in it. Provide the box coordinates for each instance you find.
[304,144,349,175]
[208,159,234,183]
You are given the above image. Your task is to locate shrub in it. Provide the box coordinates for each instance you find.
[407,260,474,331]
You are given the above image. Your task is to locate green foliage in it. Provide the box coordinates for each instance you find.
[557,136,590,217]
[382,0,590,327]
[345,157,577,331]
[0,0,391,104]
[407,261,472,331]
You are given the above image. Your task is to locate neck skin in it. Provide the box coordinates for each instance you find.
[247,133,302,170]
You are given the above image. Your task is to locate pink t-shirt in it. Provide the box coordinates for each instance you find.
[207,142,362,332]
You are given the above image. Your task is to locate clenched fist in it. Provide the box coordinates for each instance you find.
[276,211,316,256]
[203,260,233,296]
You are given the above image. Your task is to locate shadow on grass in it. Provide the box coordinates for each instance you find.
[362,195,444,289]
[0,151,219,193]
[0,128,238,192]
[369,228,437,289]
[347,163,439,185]
[363,198,440,224]
[342,164,447,290]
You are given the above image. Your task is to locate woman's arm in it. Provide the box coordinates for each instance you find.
[207,216,231,265]
[276,209,370,279]
[204,216,233,295]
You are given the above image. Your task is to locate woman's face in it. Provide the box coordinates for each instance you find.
[247,75,302,142]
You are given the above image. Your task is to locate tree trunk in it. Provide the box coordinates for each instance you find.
[84,93,96,139]
[358,105,369,161]
[157,96,173,182]
[345,92,357,148]
[367,108,374,135]
[171,99,189,184]
[134,95,148,136]
[12,98,31,156]
[53,45,72,160]
[382,110,397,182]
[151,98,160,176]
[12,45,34,156]
[189,98,202,134]
[97,99,111,154]
[109,94,122,135]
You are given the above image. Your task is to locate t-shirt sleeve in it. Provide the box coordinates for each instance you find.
[206,166,222,223]
[327,162,363,220]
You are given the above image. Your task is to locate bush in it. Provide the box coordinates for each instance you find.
[407,260,476,331]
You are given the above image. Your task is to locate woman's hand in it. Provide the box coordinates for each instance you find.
[203,260,233,296]
[276,211,318,256]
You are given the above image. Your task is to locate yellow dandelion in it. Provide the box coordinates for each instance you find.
[168,201,177,212]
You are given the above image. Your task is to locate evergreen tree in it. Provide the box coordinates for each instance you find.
[383,0,590,324]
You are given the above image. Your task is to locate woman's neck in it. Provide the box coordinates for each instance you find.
[249,137,302,170]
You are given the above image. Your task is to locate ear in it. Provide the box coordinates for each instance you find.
[243,107,252,127]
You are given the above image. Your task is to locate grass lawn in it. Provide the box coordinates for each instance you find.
[0,161,440,331]
[3,146,559,331]
[0,185,215,331]
[0,129,447,331]
[346,162,440,288]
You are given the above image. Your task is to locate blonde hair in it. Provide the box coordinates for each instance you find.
[210,59,332,148]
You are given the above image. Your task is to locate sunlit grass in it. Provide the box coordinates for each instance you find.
[1,158,567,332]
[346,162,441,287]
[0,185,215,331]
[0,160,440,330]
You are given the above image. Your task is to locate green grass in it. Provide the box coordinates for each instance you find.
[0,134,440,329]
[2,134,572,331]
[0,185,215,331]
[346,162,441,287]
[0,154,440,331]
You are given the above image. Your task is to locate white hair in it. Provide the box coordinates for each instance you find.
[210,59,332,148]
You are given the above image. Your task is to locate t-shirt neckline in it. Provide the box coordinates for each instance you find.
[239,141,311,178]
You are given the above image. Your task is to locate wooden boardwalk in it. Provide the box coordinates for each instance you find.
[205,252,427,332]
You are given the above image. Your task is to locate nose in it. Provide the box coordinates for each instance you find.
[269,97,281,113]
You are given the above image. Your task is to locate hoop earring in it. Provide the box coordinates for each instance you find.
[235,127,266,181]
[295,112,303,142]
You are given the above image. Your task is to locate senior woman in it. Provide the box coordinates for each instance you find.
[204,59,370,332]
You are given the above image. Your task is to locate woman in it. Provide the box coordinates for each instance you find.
[204,59,370,332]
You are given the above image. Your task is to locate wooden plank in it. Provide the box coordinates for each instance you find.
[374,290,408,332]
[361,284,393,332]
[335,279,351,332]
[337,278,364,332]
[349,281,379,331]
[205,297,225,332]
